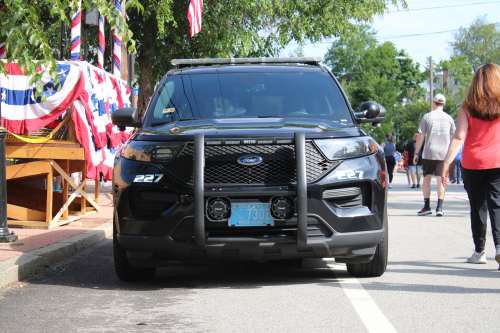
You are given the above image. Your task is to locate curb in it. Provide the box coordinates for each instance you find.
[0,221,113,288]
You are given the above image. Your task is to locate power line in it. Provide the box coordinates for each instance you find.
[390,0,500,12]
[285,22,500,45]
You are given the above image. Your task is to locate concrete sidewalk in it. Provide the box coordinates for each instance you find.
[0,181,114,288]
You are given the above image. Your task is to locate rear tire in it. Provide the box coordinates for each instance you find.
[346,216,388,278]
[113,220,156,281]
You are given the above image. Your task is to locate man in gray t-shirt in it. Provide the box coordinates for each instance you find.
[413,94,456,217]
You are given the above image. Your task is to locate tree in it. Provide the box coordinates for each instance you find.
[392,101,428,149]
[324,24,426,146]
[127,0,408,119]
[449,16,500,71]
[435,56,474,118]
[0,0,143,97]
[325,25,426,110]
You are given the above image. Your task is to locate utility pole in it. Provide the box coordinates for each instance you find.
[429,56,433,111]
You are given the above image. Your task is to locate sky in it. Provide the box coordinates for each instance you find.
[282,0,500,67]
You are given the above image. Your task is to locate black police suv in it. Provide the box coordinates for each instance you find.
[111,57,388,281]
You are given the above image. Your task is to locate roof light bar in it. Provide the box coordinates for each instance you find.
[171,57,324,67]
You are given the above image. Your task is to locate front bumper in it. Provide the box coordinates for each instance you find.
[114,132,387,265]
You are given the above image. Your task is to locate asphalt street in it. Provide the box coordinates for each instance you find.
[1,172,499,333]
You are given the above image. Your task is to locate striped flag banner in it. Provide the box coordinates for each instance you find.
[188,0,203,37]
[70,1,82,61]
[0,43,5,59]
[113,0,122,76]
[0,61,132,180]
[98,14,105,69]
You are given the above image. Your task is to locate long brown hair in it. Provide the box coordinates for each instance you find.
[463,63,500,121]
[385,133,393,143]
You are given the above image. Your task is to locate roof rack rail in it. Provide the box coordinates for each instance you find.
[171,57,324,68]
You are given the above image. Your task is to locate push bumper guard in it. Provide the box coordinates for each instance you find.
[193,132,309,248]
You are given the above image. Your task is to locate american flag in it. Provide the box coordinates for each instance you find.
[188,0,203,37]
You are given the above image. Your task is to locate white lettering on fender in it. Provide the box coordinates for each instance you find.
[336,171,364,180]
[133,174,164,183]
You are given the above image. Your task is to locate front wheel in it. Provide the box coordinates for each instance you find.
[346,218,388,277]
[113,220,157,281]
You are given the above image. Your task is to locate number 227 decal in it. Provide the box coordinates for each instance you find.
[133,174,164,183]
[336,171,364,180]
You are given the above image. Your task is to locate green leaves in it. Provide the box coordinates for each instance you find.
[449,16,500,71]
[0,0,141,92]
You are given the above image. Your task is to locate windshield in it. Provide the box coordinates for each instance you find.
[143,71,352,127]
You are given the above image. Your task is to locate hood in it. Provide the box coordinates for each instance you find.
[133,117,364,141]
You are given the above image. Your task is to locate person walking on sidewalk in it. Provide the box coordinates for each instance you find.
[413,94,456,216]
[404,133,423,188]
[381,133,396,188]
[442,63,500,265]
[449,145,463,184]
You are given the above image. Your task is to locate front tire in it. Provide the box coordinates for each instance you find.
[113,220,157,281]
[346,217,388,277]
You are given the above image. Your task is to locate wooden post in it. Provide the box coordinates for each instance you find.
[80,161,87,214]
[95,178,99,206]
[62,160,70,220]
[46,166,53,224]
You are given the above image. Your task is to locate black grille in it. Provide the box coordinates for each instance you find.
[162,142,340,185]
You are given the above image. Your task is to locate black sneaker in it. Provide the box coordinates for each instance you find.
[418,207,432,216]
[436,209,444,216]
[411,184,416,188]
[416,184,420,188]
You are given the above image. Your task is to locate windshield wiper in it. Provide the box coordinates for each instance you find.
[150,122,170,127]
[258,115,281,118]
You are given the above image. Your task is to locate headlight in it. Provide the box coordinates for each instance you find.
[314,137,378,160]
[121,141,184,163]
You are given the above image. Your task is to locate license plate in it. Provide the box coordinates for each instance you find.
[228,203,274,227]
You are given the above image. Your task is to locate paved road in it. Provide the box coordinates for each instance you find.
[1,173,499,332]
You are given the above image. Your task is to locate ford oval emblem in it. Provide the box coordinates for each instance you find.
[237,155,263,166]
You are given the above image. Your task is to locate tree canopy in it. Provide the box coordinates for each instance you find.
[127,0,407,118]
[0,0,143,98]
[435,55,473,119]
[324,24,426,145]
[449,16,500,71]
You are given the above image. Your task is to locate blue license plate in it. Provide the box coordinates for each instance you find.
[228,203,274,227]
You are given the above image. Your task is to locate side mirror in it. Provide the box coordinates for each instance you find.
[355,102,387,124]
[111,107,142,131]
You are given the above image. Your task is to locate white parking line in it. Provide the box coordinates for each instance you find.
[326,260,397,333]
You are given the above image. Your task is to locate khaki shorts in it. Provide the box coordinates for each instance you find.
[422,159,444,177]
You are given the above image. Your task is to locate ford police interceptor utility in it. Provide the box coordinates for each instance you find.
[111,57,388,281]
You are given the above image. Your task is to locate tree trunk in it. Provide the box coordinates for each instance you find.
[137,61,155,121]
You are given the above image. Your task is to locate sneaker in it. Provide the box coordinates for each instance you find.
[467,251,487,264]
[436,209,444,216]
[456,181,461,185]
[416,184,420,188]
[496,245,500,265]
[411,184,416,188]
[418,207,432,216]
[407,183,412,187]
[451,179,456,184]
[389,183,392,188]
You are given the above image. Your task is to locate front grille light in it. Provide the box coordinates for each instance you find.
[121,141,184,163]
[314,137,377,161]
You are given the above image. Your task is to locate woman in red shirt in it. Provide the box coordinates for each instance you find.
[442,63,500,265]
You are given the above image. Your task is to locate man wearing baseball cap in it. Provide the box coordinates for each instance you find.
[413,94,456,216]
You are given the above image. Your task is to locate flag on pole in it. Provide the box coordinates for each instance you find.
[70,1,82,61]
[187,0,203,37]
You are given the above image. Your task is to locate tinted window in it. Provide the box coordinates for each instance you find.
[144,72,352,127]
